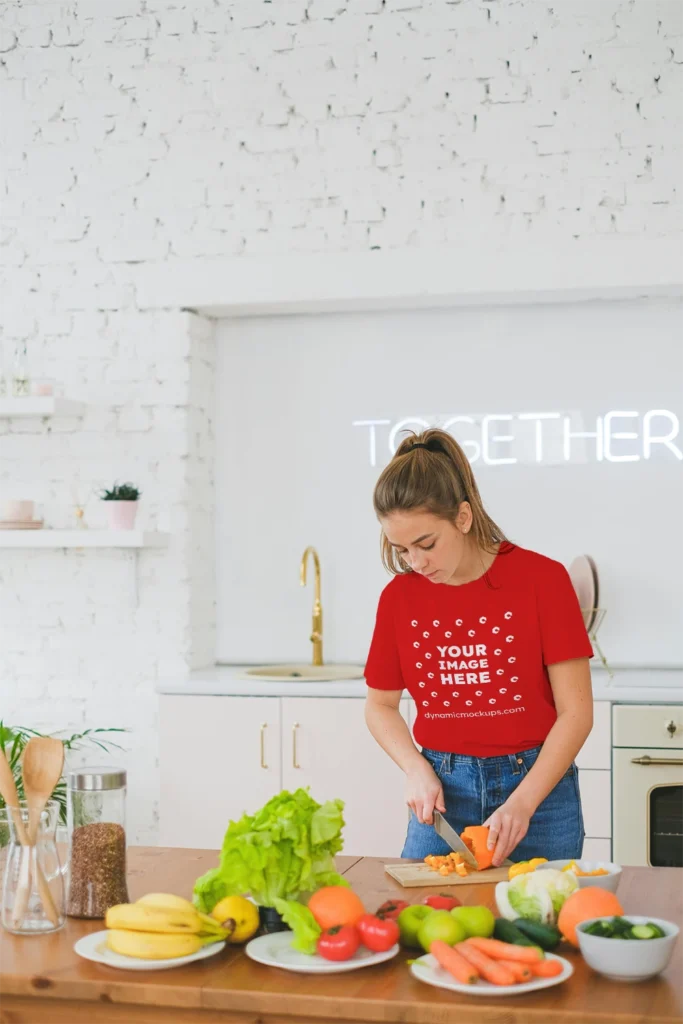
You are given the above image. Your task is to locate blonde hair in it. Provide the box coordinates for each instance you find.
[373,428,508,575]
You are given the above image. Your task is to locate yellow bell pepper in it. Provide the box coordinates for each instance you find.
[508,857,548,880]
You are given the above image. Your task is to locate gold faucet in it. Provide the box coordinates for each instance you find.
[300,546,323,667]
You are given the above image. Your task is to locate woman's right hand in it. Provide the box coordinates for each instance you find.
[405,758,446,825]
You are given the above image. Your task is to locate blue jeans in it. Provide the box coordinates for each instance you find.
[402,744,584,862]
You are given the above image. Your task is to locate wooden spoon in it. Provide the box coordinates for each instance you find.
[0,747,29,844]
[14,737,65,928]
[22,737,65,843]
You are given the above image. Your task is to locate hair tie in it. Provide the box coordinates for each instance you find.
[410,442,431,451]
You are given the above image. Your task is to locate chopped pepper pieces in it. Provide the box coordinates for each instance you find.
[508,857,548,880]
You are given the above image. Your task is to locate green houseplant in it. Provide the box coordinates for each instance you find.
[0,723,127,838]
[100,481,141,531]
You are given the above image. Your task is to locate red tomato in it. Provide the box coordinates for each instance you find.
[375,899,410,921]
[422,894,462,911]
[357,914,401,953]
[317,925,361,962]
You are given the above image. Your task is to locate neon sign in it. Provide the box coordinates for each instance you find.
[352,410,682,467]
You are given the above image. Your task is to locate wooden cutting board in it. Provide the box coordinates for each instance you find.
[384,861,511,888]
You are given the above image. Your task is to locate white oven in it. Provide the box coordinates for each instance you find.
[613,704,683,867]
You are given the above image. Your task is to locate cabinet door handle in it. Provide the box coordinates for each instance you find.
[292,722,301,769]
[631,755,683,766]
[260,723,268,770]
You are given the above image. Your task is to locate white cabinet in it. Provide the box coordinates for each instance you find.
[582,838,612,861]
[159,694,412,856]
[281,698,411,858]
[158,694,614,858]
[576,701,610,770]
[578,768,612,839]
[159,696,281,849]
[576,701,612,857]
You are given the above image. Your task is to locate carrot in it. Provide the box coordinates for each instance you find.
[457,941,516,986]
[466,936,544,963]
[530,958,563,978]
[430,940,478,985]
[502,960,533,983]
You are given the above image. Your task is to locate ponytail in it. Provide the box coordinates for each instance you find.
[373,428,507,574]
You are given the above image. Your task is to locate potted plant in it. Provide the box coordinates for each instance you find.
[100,482,141,531]
[0,723,126,845]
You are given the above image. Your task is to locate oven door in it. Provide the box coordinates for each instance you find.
[613,747,683,867]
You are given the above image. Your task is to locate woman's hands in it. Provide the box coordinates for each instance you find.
[483,794,533,867]
[406,758,446,825]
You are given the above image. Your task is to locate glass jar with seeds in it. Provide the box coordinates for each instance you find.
[66,767,129,919]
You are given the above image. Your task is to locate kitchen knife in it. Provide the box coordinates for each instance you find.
[433,811,479,868]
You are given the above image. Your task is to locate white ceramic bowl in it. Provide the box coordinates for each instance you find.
[577,916,679,982]
[538,860,622,893]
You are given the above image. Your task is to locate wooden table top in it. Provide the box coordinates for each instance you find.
[1,847,681,1024]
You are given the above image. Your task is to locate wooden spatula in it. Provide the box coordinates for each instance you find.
[13,737,64,928]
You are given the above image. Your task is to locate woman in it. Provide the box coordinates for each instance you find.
[364,428,593,867]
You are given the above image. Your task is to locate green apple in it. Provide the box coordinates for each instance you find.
[417,909,467,952]
[397,905,434,948]
[450,905,495,938]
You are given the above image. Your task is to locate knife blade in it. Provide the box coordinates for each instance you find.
[432,811,479,868]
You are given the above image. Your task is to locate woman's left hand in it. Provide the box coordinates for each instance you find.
[483,796,533,867]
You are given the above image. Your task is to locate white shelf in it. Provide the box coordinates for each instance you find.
[0,530,168,548]
[0,397,85,418]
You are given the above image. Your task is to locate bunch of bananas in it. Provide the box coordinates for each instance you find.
[105,893,231,960]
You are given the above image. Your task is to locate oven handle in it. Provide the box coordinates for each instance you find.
[631,755,683,766]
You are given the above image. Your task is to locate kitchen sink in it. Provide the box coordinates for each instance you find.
[242,663,365,682]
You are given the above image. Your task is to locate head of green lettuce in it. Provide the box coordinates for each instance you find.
[193,788,348,913]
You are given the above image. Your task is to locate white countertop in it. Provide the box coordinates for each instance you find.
[159,664,683,704]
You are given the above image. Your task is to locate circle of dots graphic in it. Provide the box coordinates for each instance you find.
[411,620,418,627]
[496,669,504,676]
[466,700,473,706]
[444,701,450,707]
[475,690,483,696]
[514,695,522,701]
[508,656,516,664]
[425,653,432,660]
[422,700,429,706]
[413,641,420,649]
[455,618,463,626]
[506,635,514,643]
[479,616,487,624]
[419,682,426,688]
[423,631,430,638]
[445,631,452,638]
[428,672,434,679]
[492,626,500,635]
[511,676,519,683]
[505,611,513,619]
[494,648,502,656]
[416,662,422,669]
[500,688,507,694]
[433,620,440,627]
[431,691,438,697]
[468,629,476,637]
[452,691,460,698]
[489,699,496,705]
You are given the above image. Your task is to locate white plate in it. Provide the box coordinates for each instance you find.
[411,950,573,996]
[74,930,226,971]
[568,555,597,631]
[245,931,399,974]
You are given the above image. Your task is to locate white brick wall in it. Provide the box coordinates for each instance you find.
[0,0,680,841]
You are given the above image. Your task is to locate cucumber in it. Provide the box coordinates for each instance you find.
[512,918,561,951]
[493,919,539,947]
[631,924,662,940]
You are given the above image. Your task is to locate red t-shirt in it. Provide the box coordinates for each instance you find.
[365,544,593,757]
